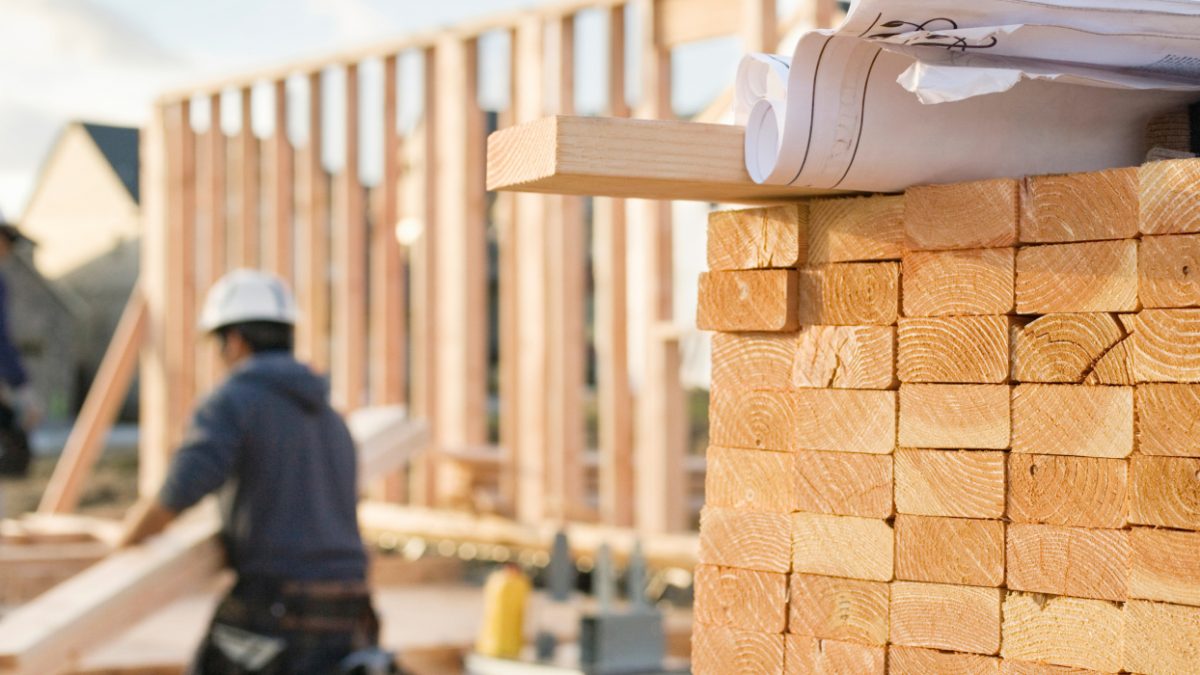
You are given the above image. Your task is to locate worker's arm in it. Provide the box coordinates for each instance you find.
[116,497,178,548]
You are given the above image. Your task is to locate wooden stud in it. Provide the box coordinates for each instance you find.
[1007,454,1127,528]
[787,574,889,646]
[1001,593,1123,672]
[199,95,227,390]
[692,625,784,675]
[332,63,367,412]
[1000,662,1101,675]
[238,87,260,267]
[791,513,893,582]
[889,582,1002,655]
[1020,168,1138,243]
[371,55,406,409]
[659,0,744,47]
[898,385,1010,450]
[1011,313,1125,384]
[889,646,1001,675]
[1015,240,1138,314]
[1135,309,1200,382]
[740,0,776,54]
[704,446,795,513]
[785,636,885,675]
[1006,524,1129,602]
[694,564,788,633]
[1082,334,1135,385]
[794,451,892,519]
[710,328,895,393]
[173,101,198,449]
[1123,600,1200,675]
[1139,157,1200,236]
[1139,233,1200,308]
[1137,384,1200,457]
[895,515,1004,587]
[706,205,805,271]
[1130,527,1200,607]
[1130,455,1200,529]
[806,195,903,265]
[697,270,798,332]
[296,71,330,375]
[894,449,1005,519]
[897,316,1014,384]
[904,179,1018,251]
[901,247,1015,317]
[138,106,170,495]
[797,262,899,326]
[699,507,791,574]
[709,388,896,454]
[1011,384,1133,458]
[267,79,294,282]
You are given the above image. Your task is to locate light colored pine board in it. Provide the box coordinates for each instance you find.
[1137,384,1200,457]
[1130,455,1200,529]
[661,0,745,47]
[1011,384,1133,458]
[691,625,785,675]
[889,646,1001,675]
[898,316,1014,384]
[1005,524,1129,602]
[699,507,792,573]
[1010,314,1125,384]
[1134,309,1200,382]
[1130,527,1200,607]
[1007,454,1127,528]
[1139,157,1200,236]
[709,388,896,454]
[334,63,368,413]
[697,270,799,333]
[791,513,893,582]
[806,195,904,264]
[693,565,788,633]
[707,205,806,271]
[898,385,1011,450]
[1082,335,1135,385]
[889,582,1002,655]
[795,451,892,519]
[705,446,796,513]
[895,516,1004,587]
[1000,593,1123,673]
[796,263,900,326]
[710,332,795,393]
[894,449,1005,519]
[1140,233,1200,308]
[1020,168,1138,243]
[787,574,889,646]
[371,57,405,409]
[1001,660,1103,674]
[711,328,895,393]
[1123,600,1200,675]
[784,636,885,675]
[904,178,1019,251]
[1015,240,1138,314]
[237,88,260,267]
[901,248,1015,317]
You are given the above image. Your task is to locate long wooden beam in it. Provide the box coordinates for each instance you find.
[486,115,844,204]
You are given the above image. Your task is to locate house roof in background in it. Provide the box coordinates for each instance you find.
[80,122,139,203]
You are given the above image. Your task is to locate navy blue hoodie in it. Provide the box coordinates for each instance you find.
[158,353,366,581]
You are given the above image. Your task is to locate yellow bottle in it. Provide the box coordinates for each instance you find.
[476,564,532,659]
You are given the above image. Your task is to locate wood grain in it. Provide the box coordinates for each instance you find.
[905,178,1019,251]
[791,325,896,389]
[1010,313,1124,384]
[1020,168,1138,243]
[1000,592,1123,673]
[791,513,893,582]
[1140,233,1200,308]
[895,515,1004,587]
[707,205,806,271]
[902,248,1015,317]
[795,451,892,518]
[1134,309,1200,382]
[806,195,903,264]
[692,625,785,675]
[699,507,791,573]
[797,263,899,326]
[1130,527,1200,607]
[1005,524,1129,602]
[898,316,1014,384]
[1139,157,1200,236]
[705,446,796,513]
[787,573,889,646]
[889,582,1002,655]
[894,449,1005,519]
[1137,384,1200,457]
[1007,454,1127,528]
[697,270,798,332]
[709,388,896,454]
[1011,384,1133,458]
[1082,335,1135,385]
[1015,240,1138,314]
[1123,600,1200,675]
[889,646,1001,675]
[784,636,885,675]
[1000,662,1102,675]
[693,564,788,633]
[1130,455,1200,530]
[711,332,797,393]
[899,385,1011,450]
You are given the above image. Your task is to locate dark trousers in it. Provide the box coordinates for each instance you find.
[0,399,30,477]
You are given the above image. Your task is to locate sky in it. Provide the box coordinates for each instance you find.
[0,0,785,217]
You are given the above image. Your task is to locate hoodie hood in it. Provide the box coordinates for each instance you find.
[232,353,328,412]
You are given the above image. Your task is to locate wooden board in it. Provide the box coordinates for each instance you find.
[1020,168,1138,243]
[794,451,892,519]
[889,582,1002,655]
[1000,662,1101,675]
[1010,314,1125,384]
[1137,384,1200,456]
[806,195,904,264]
[691,625,785,675]
[898,385,1010,450]
[1007,454,1127,528]
[1123,600,1200,675]
[894,449,1005,519]
[796,263,900,326]
[710,328,895,392]
[698,507,792,574]
[697,270,798,332]
[901,248,1015,317]
[693,565,788,633]
[1139,157,1200,236]
[1000,592,1123,673]
[787,574,889,646]
[707,205,806,271]
[1130,527,1200,607]
[889,646,1001,675]
[1005,524,1129,602]
[894,515,1004,587]
[1130,455,1200,529]
[710,333,796,393]
[1015,240,1138,314]
[709,388,896,454]
[1082,334,1135,385]
[1139,233,1200,308]
[1010,384,1133,458]
[705,445,796,513]
[791,513,893,582]
[904,179,1019,251]
[1134,309,1200,382]
[784,636,885,675]
[897,316,1013,384]
[486,116,846,204]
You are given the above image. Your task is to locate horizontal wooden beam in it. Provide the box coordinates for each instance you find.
[486,116,846,205]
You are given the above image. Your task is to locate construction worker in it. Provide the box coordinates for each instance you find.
[0,215,40,480]
[117,269,391,674]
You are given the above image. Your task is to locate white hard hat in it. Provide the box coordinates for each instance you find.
[199,269,297,332]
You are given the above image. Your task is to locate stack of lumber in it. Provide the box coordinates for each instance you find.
[693,159,1200,674]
